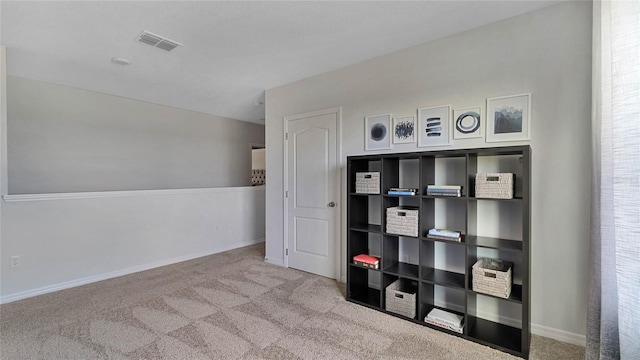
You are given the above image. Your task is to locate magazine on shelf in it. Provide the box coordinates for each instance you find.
[425,308,464,333]
[426,234,463,242]
[424,318,463,334]
[428,228,461,237]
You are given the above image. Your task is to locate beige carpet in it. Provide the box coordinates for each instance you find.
[0,244,584,359]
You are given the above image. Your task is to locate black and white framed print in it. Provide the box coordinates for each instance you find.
[417,105,451,147]
[392,115,416,144]
[365,113,392,151]
[453,106,482,139]
[486,93,531,142]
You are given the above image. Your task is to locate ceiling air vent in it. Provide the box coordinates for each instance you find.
[137,31,182,52]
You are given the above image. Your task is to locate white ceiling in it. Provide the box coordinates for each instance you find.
[0,0,563,124]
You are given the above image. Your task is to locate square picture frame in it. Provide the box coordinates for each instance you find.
[486,93,531,142]
[392,115,416,144]
[453,106,483,139]
[365,113,392,151]
[417,105,451,147]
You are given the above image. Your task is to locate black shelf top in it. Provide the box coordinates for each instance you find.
[467,316,522,355]
[349,192,381,196]
[350,223,382,233]
[348,154,384,161]
[347,145,530,162]
[381,154,421,160]
[469,284,523,303]
[383,262,419,280]
[465,236,523,251]
[421,268,465,289]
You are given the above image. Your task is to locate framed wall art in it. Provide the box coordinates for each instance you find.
[486,93,531,142]
[392,115,416,144]
[417,105,451,147]
[365,113,392,151]
[453,106,482,139]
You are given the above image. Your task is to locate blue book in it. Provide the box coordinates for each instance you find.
[388,191,416,196]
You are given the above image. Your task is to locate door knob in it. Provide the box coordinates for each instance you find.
[328,202,336,207]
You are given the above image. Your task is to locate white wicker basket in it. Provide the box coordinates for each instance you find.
[475,173,514,199]
[386,207,419,237]
[385,279,417,318]
[472,258,512,299]
[355,172,380,194]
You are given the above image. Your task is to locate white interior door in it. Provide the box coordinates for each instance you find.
[285,108,339,278]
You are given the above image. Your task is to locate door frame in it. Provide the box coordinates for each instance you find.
[283,107,342,280]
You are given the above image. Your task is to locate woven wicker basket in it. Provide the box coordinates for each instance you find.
[475,173,514,199]
[385,279,417,318]
[472,258,512,299]
[386,207,419,237]
[355,172,380,194]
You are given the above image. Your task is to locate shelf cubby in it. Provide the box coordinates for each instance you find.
[348,266,381,308]
[383,235,419,279]
[348,231,381,269]
[349,194,381,232]
[420,238,465,289]
[466,291,524,356]
[419,284,466,330]
[467,316,522,354]
[347,146,531,358]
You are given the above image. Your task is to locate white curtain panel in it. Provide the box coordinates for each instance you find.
[589,1,640,359]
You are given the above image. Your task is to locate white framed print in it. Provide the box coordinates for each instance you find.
[365,113,392,151]
[417,105,451,147]
[453,106,482,139]
[392,115,416,144]
[486,93,531,142]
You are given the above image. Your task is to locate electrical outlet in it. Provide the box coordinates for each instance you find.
[10,256,21,268]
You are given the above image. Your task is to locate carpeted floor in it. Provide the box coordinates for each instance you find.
[0,244,584,359]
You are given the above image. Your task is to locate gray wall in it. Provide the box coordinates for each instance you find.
[266,1,591,342]
[7,76,265,194]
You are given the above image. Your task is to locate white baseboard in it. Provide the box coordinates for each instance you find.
[532,322,586,347]
[0,238,265,304]
[457,310,585,347]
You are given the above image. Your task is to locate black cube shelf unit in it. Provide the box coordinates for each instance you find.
[346,146,531,359]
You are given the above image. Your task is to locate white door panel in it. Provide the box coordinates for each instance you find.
[294,217,329,257]
[285,110,339,278]
[294,127,329,209]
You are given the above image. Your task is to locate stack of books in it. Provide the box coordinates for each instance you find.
[353,254,380,269]
[387,187,418,196]
[426,228,463,242]
[425,308,464,334]
[426,185,462,197]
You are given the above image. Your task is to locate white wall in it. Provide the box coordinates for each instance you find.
[0,186,265,303]
[1,48,7,279]
[7,76,265,194]
[252,148,266,170]
[1,60,267,303]
[266,1,591,344]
